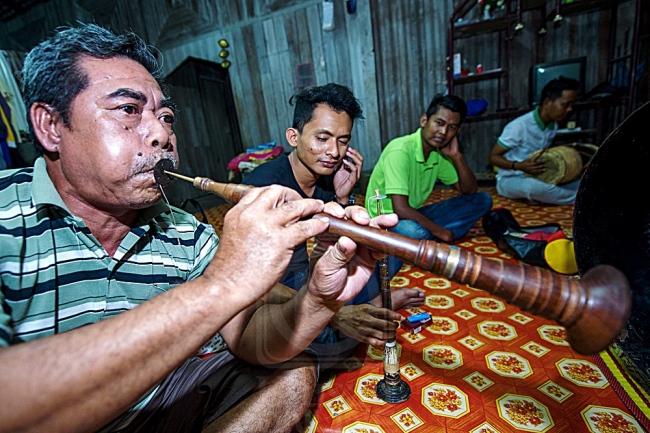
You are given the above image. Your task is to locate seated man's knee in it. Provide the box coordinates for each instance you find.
[271,355,317,419]
[282,362,318,431]
[290,364,317,407]
[391,220,429,240]
[242,360,316,432]
[475,191,493,213]
[289,367,316,427]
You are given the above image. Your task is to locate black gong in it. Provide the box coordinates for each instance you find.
[573,101,650,390]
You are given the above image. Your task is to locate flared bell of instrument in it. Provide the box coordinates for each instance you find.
[573,101,650,391]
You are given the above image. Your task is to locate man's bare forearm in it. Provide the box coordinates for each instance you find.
[450,153,478,194]
[0,274,253,433]
[229,286,339,365]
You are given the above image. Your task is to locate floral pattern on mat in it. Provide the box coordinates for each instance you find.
[200,187,644,432]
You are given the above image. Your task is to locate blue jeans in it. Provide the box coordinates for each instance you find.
[353,193,492,310]
[391,192,493,241]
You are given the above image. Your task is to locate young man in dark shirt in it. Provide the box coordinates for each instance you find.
[244,83,424,368]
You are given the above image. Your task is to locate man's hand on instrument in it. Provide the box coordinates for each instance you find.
[207,185,329,306]
[331,304,404,348]
[518,157,546,175]
[333,147,364,202]
[308,203,398,304]
[430,226,454,243]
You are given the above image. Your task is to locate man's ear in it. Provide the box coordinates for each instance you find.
[285,127,299,149]
[30,102,62,153]
[420,114,428,128]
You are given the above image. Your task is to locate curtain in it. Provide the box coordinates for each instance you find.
[0,51,28,141]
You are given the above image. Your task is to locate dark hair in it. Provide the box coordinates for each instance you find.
[425,93,467,123]
[540,76,580,103]
[290,83,363,133]
[21,22,165,153]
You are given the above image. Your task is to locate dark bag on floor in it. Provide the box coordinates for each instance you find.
[482,208,562,268]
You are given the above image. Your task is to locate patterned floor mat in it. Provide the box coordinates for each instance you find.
[201,187,647,433]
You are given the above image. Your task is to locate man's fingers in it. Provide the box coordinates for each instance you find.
[346,148,364,166]
[343,205,370,225]
[369,213,398,229]
[292,216,331,244]
[311,236,358,276]
[235,184,291,205]
[364,306,404,323]
[235,185,327,226]
[238,185,323,216]
[226,184,331,259]
[280,198,328,222]
[322,201,346,219]
[327,237,357,264]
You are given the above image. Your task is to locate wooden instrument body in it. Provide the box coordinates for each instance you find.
[156,167,632,356]
[324,214,630,355]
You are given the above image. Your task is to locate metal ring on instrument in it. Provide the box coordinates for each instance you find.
[443,246,460,278]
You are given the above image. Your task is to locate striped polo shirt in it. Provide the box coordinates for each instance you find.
[0,158,219,346]
[0,158,225,431]
[1,157,224,430]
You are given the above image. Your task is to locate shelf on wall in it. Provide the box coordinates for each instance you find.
[555,128,597,136]
[465,108,528,123]
[448,0,643,174]
[573,96,629,110]
[546,0,620,21]
[453,68,506,85]
[453,16,510,39]
[463,96,629,124]
[453,0,548,38]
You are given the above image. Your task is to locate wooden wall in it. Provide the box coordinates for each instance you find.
[370,1,453,147]
[0,0,646,178]
[155,0,454,169]
[160,0,383,167]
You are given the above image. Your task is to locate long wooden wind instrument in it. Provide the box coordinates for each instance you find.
[154,159,631,355]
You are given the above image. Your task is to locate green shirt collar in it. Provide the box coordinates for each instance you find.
[533,107,557,131]
[414,127,443,166]
[414,128,426,163]
[32,157,69,210]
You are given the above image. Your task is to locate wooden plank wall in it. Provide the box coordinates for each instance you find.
[160,0,383,167]
[0,0,452,171]
[0,0,643,176]
[370,1,453,148]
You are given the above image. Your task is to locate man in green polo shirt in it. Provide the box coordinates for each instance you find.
[366,93,492,245]
[0,23,394,433]
[488,76,580,205]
